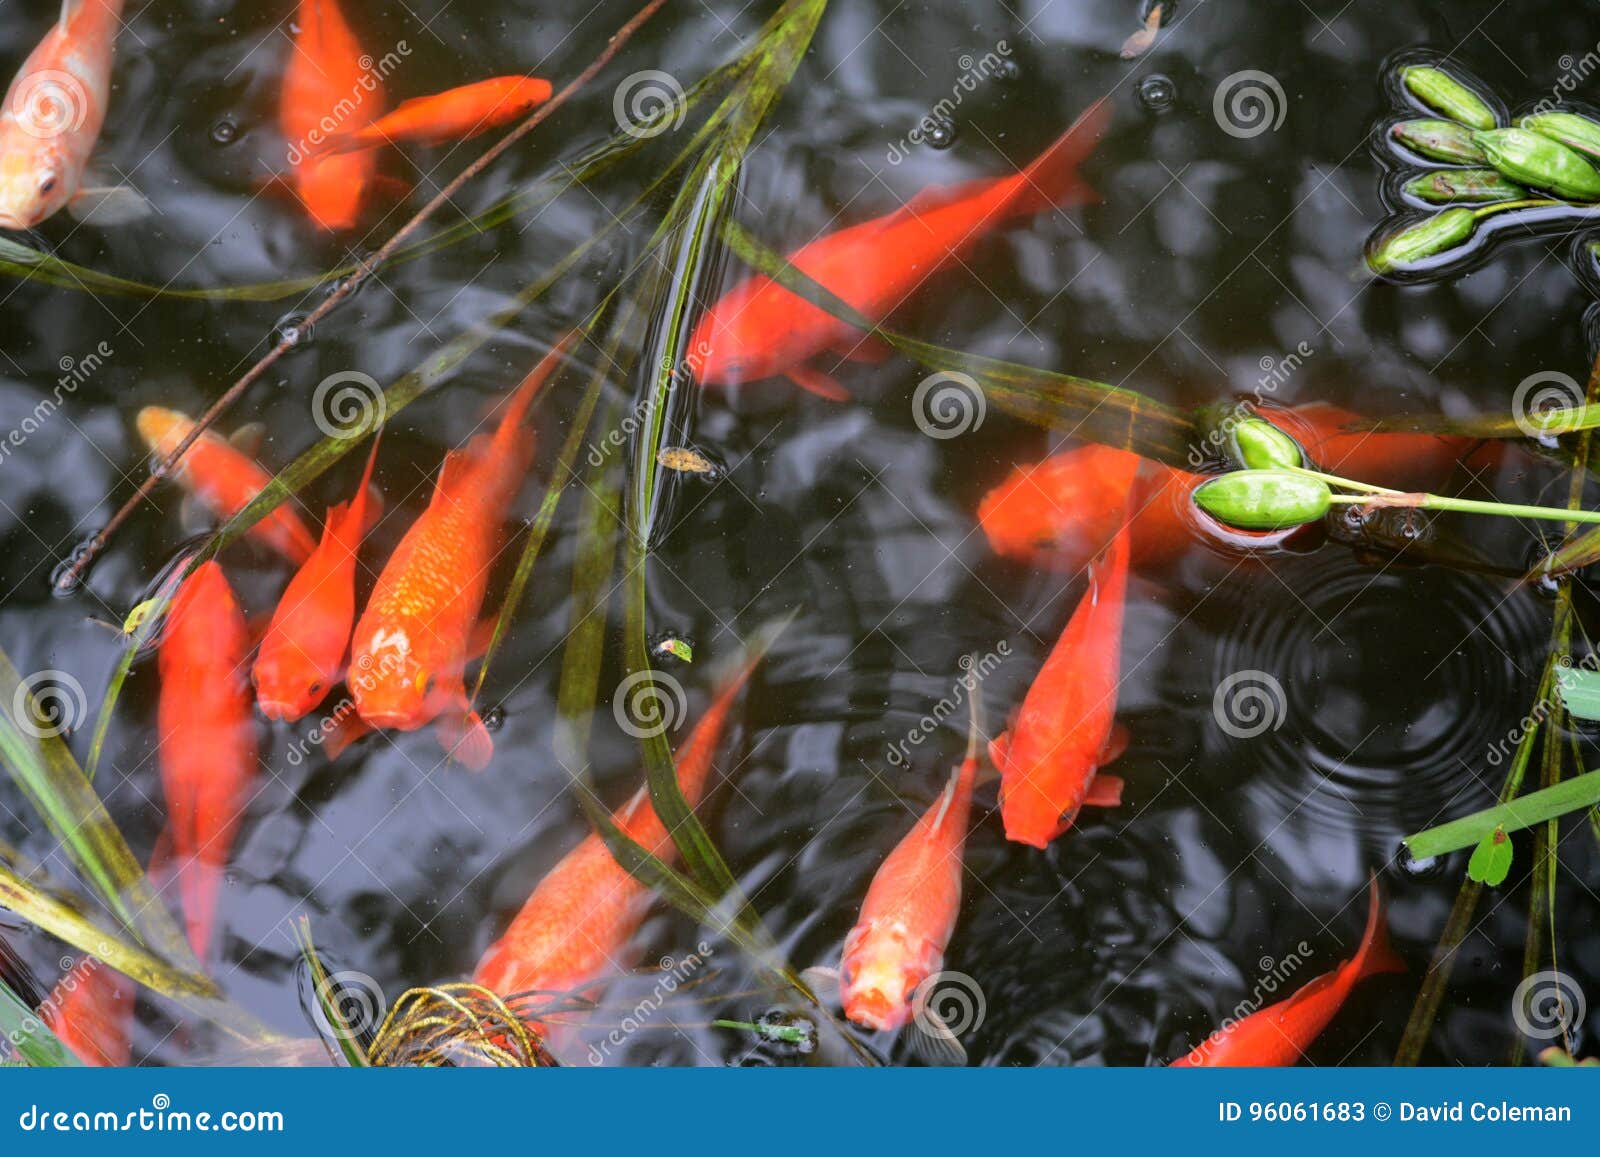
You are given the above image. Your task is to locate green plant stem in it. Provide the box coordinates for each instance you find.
[1326,492,1600,524]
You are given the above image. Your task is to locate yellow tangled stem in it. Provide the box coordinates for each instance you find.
[366,984,557,1068]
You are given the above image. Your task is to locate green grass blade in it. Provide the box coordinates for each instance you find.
[0,976,81,1067]
[294,918,370,1067]
[1403,768,1600,859]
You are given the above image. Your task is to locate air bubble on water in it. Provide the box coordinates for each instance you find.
[1396,841,1442,879]
[210,118,239,146]
[50,540,95,597]
[925,117,958,149]
[273,312,313,347]
[482,705,506,732]
[993,57,1020,82]
[1138,73,1177,113]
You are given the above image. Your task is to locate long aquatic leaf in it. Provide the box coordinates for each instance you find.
[0,977,81,1068]
[1403,768,1600,859]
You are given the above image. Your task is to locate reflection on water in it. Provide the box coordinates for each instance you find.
[0,0,1597,1066]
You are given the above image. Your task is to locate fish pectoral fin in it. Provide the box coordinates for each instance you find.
[904,1005,969,1067]
[799,965,842,1006]
[322,709,374,762]
[438,707,494,771]
[1082,773,1125,808]
[784,363,852,402]
[373,174,413,202]
[1097,722,1131,766]
[69,184,154,227]
[829,332,894,364]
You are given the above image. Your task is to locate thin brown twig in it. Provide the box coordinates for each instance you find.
[54,0,669,595]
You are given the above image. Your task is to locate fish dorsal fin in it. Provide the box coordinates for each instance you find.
[228,422,266,458]
[431,442,483,505]
[928,765,963,833]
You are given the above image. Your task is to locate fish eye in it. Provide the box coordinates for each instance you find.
[38,175,57,195]
[307,680,324,696]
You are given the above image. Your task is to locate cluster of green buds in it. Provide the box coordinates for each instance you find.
[1369,65,1600,274]
[1192,418,1600,533]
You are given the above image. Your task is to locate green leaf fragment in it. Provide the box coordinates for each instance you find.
[1466,826,1513,885]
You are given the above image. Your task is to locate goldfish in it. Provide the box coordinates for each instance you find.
[310,76,553,156]
[252,437,382,721]
[137,406,318,566]
[41,959,134,1066]
[0,0,142,230]
[348,342,567,769]
[839,697,980,1043]
[474,657,758,1008]
[1268,402,1501,494]
[690,98,1110,400]
[281,0,384,230]
[991,513,1133,849]
[157,561,258,957]
[1172,876,1404,1066]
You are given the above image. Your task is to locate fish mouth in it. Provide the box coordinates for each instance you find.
[256,699,304,722]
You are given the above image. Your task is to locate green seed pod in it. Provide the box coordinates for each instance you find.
[1367,207,1476,274]
[1520,111,1600,161]
[1402,168,1527,204]
[1193,470,1332,531]
[1391,118,1487,164]
[1401,66,1497,131]
[1230,418,1305,470]
[1474,127,1600,201]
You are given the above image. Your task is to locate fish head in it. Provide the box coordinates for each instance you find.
[840,925,922,1032]
[348,626,433,730]
[0,132,75,230]
[251,646,334,722]
[135,406,193,458]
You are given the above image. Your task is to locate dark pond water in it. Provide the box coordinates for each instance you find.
[0,0,1597,1066]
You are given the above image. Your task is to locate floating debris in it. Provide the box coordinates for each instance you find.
[1120,3,1164,60]
[367,984,557,1068]
[657,445,722,477]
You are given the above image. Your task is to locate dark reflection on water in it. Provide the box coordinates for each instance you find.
[1,0,1597,1066]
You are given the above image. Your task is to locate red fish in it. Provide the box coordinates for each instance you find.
[137,406,318,566]
[690,99,1110,400]
[840,709,979,1034]
[157,561,258,957]
[253,437,382,721]
[310,76,553,156]
[474,658,757,1004]
[0,0,135,229]
[1267,403,1501,494]
[281,0,384,230]
[1172,877,1404,1066]
[348,343,566,769]
[40,960,134,1066]
[991,514,1133,849]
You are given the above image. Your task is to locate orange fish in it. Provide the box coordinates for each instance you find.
[690,99,1110,400]
[310,76,553,156]
[157,561,258,957]
[1267,403,1501,494]
[0,0,141,229]
[991,512,1134,849]
[1172,877,1404,1066]
[40,959,134,1066]
[473,658,757,1004]
[281,0,384,230]
[253,437,382,721]
[137,406,318,566]
[839,701,979,1036]
[348,343,566,769]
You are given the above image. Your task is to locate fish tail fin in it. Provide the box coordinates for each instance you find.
[1004,97,1112,218]
[1353,873,1406,981]
[329,433,385,544]
[179,855,222,960]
